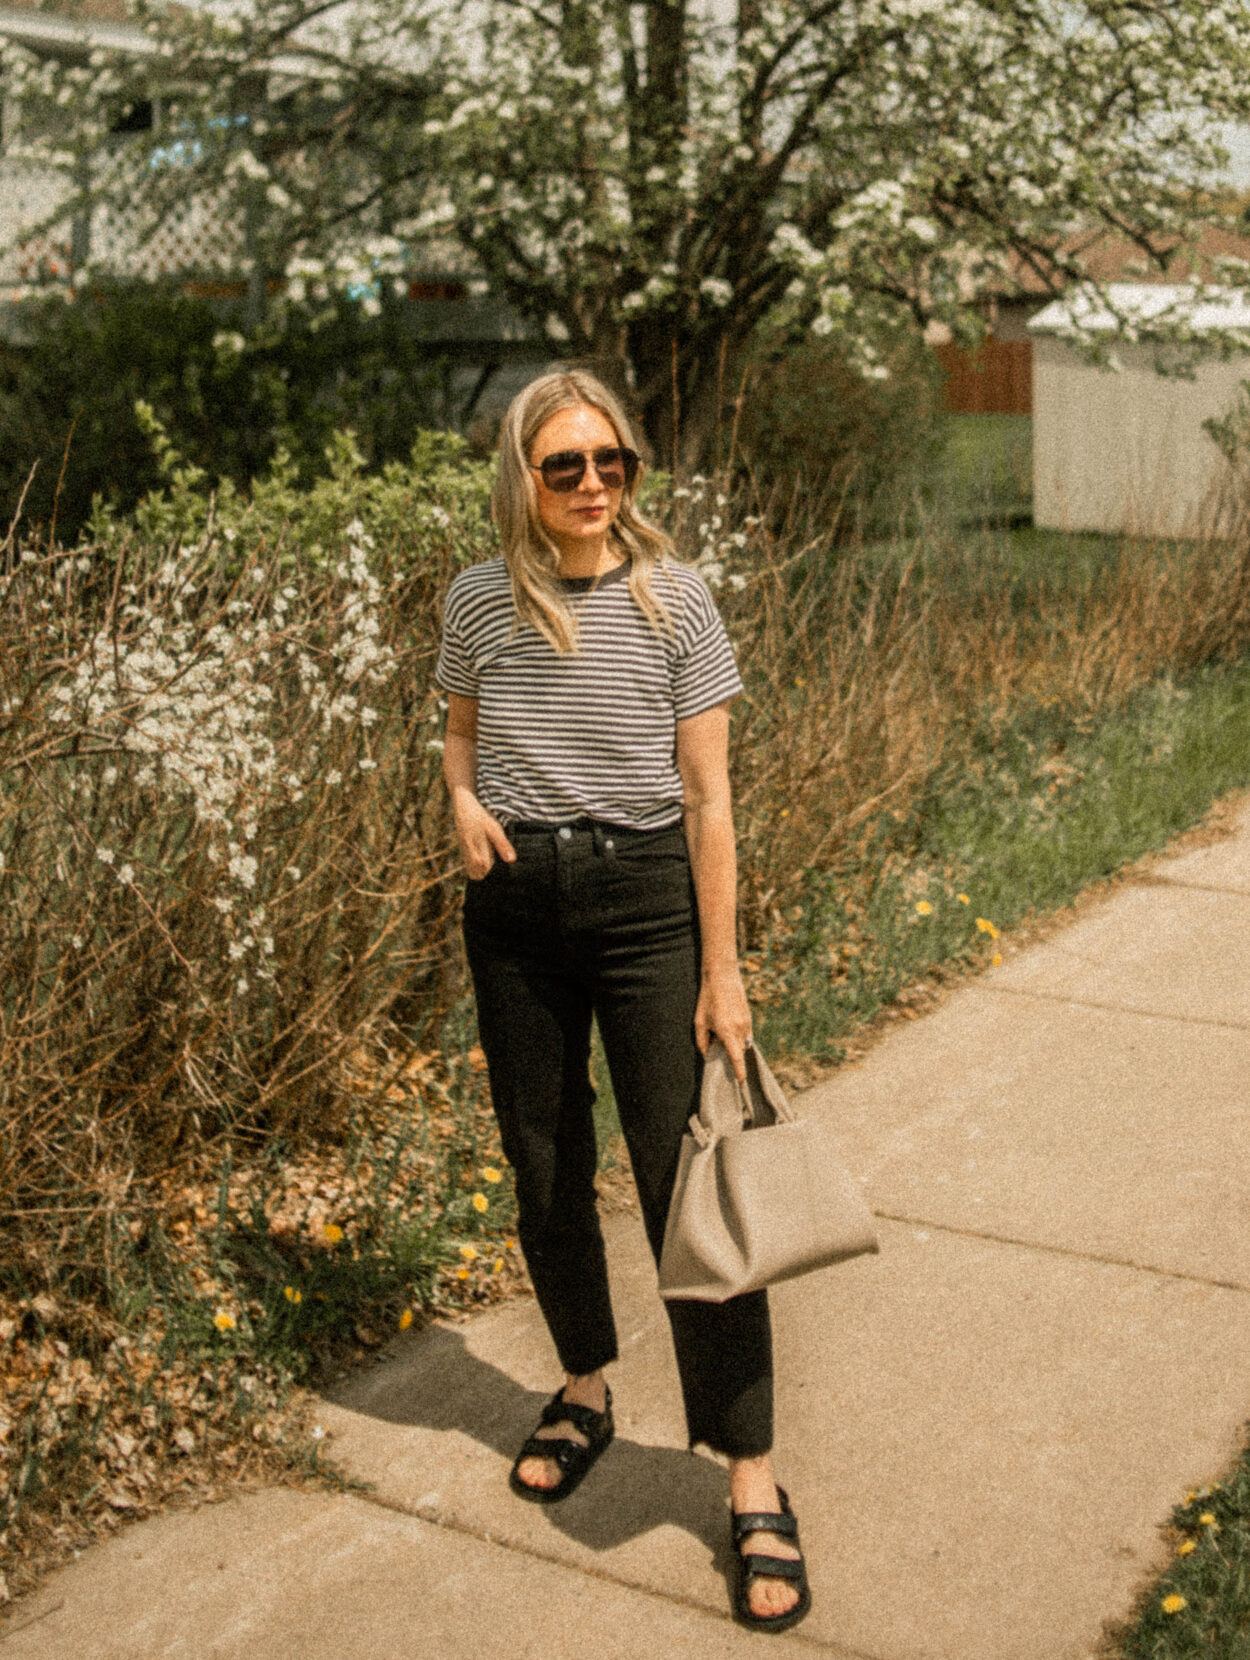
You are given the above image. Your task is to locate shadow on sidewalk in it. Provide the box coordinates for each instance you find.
[320,1323,736,1580]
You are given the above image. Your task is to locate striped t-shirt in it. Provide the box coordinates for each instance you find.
[435,557,743,830]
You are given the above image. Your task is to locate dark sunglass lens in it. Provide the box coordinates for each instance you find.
[540,452,586,492]
[592,448,635,489]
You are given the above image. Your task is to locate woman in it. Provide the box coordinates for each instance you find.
[435,369,810,1633]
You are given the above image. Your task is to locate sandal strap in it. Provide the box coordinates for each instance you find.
[539,1388,611,1441]
[516,1434,586,1471]
[733,1509,798,1543]
[740,1553,805,1583]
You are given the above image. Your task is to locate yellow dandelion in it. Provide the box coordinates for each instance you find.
[1161,1594,1187,1615]
[1177,1539,1197,1557]
[1199,1512,1220,1530]
[398,1309,414,1331]
[975,917,999,938]
[779,808,790,818]
[283,1286,302,1305]
[914,900,933,917]
[794,677,805,688]
[472,1192,489,1213]
[504,1238,517,1251]
[459,1244,479,1261]
[991,954,1002,967]
[493,1258,504,1274]
[456,1266,470,1281]
[323,1222,344,1244]
[957,893,970,905]
[213,1310,236,1331]
[482,1167,503,1184]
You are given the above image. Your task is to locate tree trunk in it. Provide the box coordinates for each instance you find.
[630,326,749,475]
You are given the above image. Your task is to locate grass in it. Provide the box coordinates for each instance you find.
[1109,1461,1250,1658]
[929,412,1034,525]
[754,658,1250,1062]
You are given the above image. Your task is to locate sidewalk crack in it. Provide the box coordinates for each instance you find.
[977,982,1250,1034]
[873,1211,1250,1294]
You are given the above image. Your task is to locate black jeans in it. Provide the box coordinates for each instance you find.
[462,818,773,1459]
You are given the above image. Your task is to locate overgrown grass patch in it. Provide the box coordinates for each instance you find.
[755,662,1250,1063]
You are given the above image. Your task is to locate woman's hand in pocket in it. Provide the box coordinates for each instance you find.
[452,789,516,880]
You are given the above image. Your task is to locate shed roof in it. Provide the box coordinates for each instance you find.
[1029,282,1250,336]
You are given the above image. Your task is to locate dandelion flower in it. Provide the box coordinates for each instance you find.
[493,1258,504,1274]
[975,917,999,939]
[456,1266,470,1281]
[213,1311,236,1331]
[991,954,1002,967]
[323,1222,344,1244]
[459,1244,479,1261]
[1177,1539,1197,1556]
[915,900,933,916]
[398,1309,414,1331]
[779,808,790,818]
[472,1192,489,1213]
[1199,1512,1219,1529]
[283,1286,302,1304]
[1161,1594,1187,1615]
[957,893,970,905]
[482,1167,503,1183]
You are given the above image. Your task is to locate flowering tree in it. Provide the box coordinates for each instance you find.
[11,0,1250,463]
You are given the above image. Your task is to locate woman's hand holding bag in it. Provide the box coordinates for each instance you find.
[658,1038,879,1303]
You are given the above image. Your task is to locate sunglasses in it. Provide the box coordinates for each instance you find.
[529,446,640,493]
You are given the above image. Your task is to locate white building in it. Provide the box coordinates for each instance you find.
[1030,284,1250,540]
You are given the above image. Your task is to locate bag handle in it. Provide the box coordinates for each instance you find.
[691,1039,797,1143]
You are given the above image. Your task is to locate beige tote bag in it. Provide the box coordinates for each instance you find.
[658,1038,879,1302]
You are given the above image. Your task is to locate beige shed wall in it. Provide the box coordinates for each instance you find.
[1032,337,1249,539]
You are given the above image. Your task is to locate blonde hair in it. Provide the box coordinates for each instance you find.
[492,369,676,654]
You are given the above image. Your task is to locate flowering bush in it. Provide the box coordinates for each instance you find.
[0,428,495,1246]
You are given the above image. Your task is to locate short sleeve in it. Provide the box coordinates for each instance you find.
[670,575,744,720]
[435,595,480,698]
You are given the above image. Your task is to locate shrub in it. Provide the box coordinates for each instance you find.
[0,281,450,541]
[732,327,946,538]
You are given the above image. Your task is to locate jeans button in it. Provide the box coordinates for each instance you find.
[557,826,572,841]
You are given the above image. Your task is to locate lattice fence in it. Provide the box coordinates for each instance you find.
[88,182,245,280]
[0,155,246,288]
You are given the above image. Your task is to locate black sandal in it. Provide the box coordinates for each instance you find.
[731,1486,812,1635]
[509,1384,614,1504]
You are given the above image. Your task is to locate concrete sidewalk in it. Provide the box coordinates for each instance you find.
[8,807,1250,1660]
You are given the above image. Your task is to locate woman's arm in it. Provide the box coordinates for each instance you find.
[443,693,515,879]
[676,701,752,1081]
